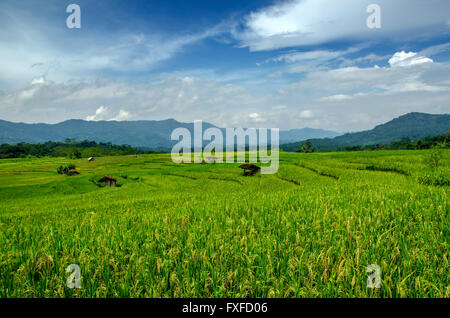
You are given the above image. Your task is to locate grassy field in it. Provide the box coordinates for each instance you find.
[0,150,448,298]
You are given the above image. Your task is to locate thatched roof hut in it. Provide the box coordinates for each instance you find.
[98,176,118,187]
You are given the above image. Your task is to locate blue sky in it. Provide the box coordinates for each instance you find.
[0,0,449,131]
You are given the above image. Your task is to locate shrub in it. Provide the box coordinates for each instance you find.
[56,165,65,175]
[417,172,449,186]
[56,164,77,175]
[70,150,82,159]
[423,144,445,170]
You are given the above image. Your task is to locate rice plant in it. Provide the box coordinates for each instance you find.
[0,150,448,298]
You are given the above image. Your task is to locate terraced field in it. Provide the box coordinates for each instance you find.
[0,150,448,297]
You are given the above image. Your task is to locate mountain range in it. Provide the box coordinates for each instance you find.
[0,118,339,150]
[281,113,450,152]
[0,112,448,151]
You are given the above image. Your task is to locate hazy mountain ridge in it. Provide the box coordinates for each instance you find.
[0,118,339,149]
[281,113,450,152]
[1,113,448,151]
[279,128,341,143]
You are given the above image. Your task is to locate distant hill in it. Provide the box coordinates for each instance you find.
[0,118,339,150]
[281,113,450,152]
[2,113,447,151]
[279,128,340,144]
[0,119,196,151]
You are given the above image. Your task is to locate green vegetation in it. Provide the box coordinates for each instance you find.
[0,140,154,159]
[0,150,448,298]
[281,113,450,152]
[2,113,449,152]
[56,164,75,175]
[283,131,450,153]
[0,118,341,148]
[343,133,450,152]
[296,140,315,153]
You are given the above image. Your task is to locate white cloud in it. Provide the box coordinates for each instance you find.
[315,51,442,100]
[266,46,372,75]
[17,88,37,101]
[0,77,272,127]
[299,110,314,119]
[237,0,450,51]
[270,49,351,64]
[0,3,228,88]
[111,110,132,121]
[31,77,47,85]
[86,106,110,121]
[388,51,433,67]
[86,106,132,122]
[320,94,354,102]
[1,47,449,132]
[249,112,265,123]
[419,42,450,57]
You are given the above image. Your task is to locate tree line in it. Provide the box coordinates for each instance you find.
[294,132,450,153]
[0,139,156,159]
[341,132,450,151]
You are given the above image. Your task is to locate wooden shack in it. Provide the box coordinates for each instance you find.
[98,176,118,187]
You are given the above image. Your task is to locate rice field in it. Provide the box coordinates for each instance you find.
[0,150,448,298]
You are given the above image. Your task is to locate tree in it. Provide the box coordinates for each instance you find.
[70,149,82,159]
[424,142,444,170]
[305,140,312,150]
[297,140,314,153]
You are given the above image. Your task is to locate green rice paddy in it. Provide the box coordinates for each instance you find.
[0,150,448,297]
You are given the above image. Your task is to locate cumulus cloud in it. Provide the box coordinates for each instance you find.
[86,106,132,122]
[1,1,449,134]
[0,77,273,127]
[388,51,433,67]
[1,46,449,132]
[311,51,442,101]
[296,51,443,96]
[111,110,132,121]
[86,106,110,121]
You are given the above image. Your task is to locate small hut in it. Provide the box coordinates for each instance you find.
[239,164,261,176]
[98,176,118,187]
[88,157,95,162]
